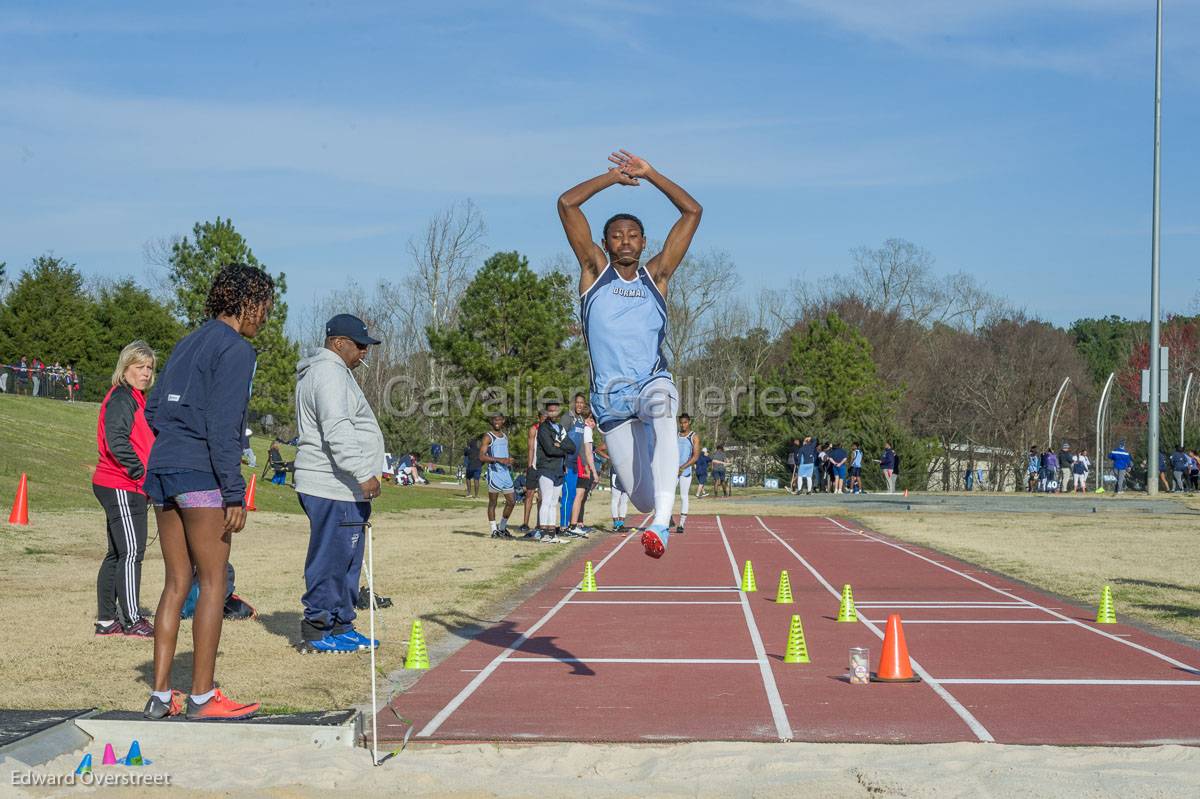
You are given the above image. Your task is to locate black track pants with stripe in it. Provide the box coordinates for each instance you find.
[93,484,149,625]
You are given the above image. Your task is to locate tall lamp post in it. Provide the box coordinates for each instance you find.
[1146,0,1164,495]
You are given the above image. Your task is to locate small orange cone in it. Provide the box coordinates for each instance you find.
[245,473,258,511]
[871,613,921,683]
[8,473,29,526]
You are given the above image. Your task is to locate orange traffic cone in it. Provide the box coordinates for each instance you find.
[245,473,258,512]
[8,473,29,526]
[871,614,921,683]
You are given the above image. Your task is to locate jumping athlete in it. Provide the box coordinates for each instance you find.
[558,150,702,558]
[481,414,516,538]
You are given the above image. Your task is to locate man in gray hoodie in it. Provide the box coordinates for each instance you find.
[294,314,386,654]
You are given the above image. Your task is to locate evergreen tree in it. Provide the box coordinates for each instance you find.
[728,312,926,488]
[0,255,102,389]
[428,251,587,458]
[167,218,299,421]
[93,279,185,365]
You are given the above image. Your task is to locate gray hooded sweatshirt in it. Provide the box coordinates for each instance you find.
[294,347,385,502]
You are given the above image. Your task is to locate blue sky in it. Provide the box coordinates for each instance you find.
[2,0,1199,331]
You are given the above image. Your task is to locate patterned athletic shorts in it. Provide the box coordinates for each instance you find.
[169,489,224,509]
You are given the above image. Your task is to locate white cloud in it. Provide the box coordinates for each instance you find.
[732,0,1196,76]
[0,85,987,199]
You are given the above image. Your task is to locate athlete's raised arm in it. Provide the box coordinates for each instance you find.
[558,169,634,289]
[609,150,702,288]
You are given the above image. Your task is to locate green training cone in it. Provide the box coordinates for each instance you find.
[783,615,810,664]
[405,620,430,669]
[775,570,793,604]
[836,584,857,622]
[741,560,757,592]
[1096,585,1117,624]
[581,561,598,592]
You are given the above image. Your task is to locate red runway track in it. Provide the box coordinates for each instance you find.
[378,515,1200,745]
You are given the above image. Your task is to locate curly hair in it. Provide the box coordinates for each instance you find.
[204,263,275,320]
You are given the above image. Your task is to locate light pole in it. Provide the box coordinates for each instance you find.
[1146,0,1164,495]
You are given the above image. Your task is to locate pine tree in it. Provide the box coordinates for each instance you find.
[167,218,299,422]
[427,251,587,457]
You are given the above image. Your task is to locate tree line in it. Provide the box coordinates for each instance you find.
[4,210,1194,491]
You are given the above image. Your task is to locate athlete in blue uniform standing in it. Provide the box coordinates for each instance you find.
[558,150,702,559]
[480,414,516,539]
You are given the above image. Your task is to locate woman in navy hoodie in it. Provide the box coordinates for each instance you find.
[142,263,273,721]
[93,340,158,640]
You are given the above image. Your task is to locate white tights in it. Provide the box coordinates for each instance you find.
[602,380,679,530]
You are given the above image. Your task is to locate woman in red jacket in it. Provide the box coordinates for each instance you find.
[93,341,157,639]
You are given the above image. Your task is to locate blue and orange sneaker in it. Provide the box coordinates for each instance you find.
[641,524,669,559]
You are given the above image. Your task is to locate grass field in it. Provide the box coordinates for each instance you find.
[0,393,470,515]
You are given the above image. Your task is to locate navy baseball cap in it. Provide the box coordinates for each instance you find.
[325,314,381,346]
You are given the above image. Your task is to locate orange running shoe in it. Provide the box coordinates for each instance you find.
[143,690,185,720]
[185,689,260,721]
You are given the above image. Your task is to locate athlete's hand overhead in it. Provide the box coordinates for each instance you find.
[608,167,640,186]
[609,150,653,179]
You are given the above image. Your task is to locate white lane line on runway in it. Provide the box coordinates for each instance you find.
[716,516,794,742]
[592,583,734,587]
[935,679,1200,686]
[417,522,643,738]
[856,601,1027,606]
[568,600,743,605]
[753,515,994,743]
[823,517,1200,677]
[505,658,760,664]
[861,620,1074,625]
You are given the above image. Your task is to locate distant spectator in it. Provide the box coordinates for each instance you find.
[93,341,158,640]
[241,428,257,469]
[1043,448,1059,493]
[829,443,848,494]
[1072,449,1090,493]
[695,446,712,498]
[786,438,800,493]
[1170,446,1190,493]
[1057,443,1074,494]
[1108,441,1132,494]
[880,442,896,494]
[1026,446,1040,492]
[464,436,483,498]
[849,442,864,494]
[711,445,729,497]
[797,436,815,494]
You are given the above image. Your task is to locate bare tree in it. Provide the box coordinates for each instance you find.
[664,247,737,366]
[404,200,486,337]
[851,238,943,324]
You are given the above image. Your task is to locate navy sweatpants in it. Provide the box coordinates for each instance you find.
[298,493,371,641]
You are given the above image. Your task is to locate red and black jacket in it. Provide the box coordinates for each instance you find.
[94,384,155,494]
